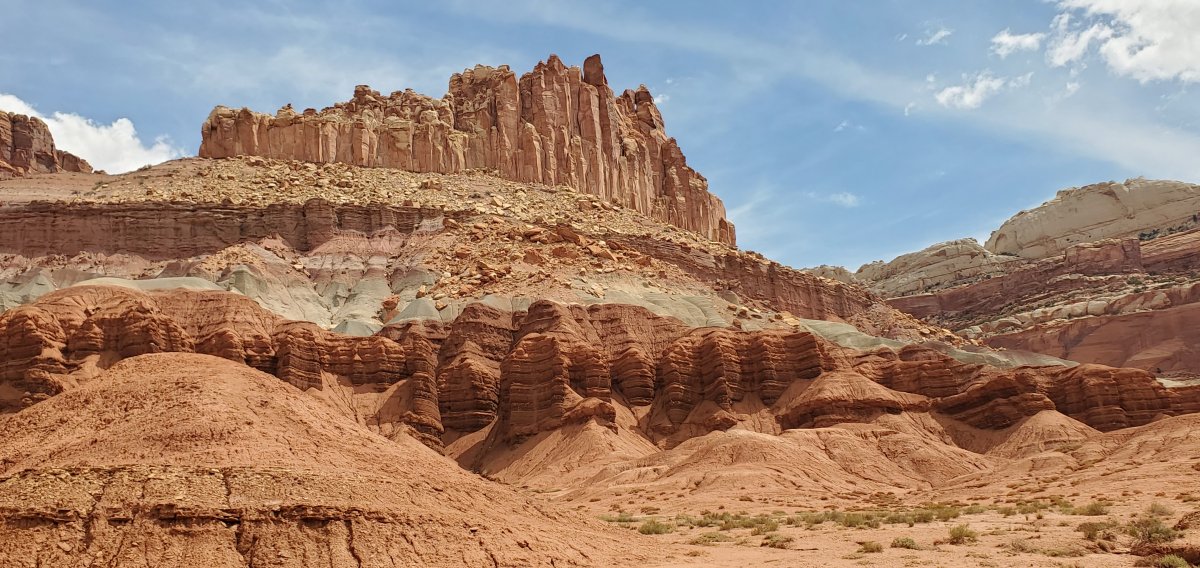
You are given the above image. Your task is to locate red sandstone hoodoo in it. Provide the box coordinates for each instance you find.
[199,54,735,246]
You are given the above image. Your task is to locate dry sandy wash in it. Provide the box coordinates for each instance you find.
[1,53,1199,568]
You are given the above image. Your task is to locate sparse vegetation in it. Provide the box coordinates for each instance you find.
[761,533,794,549]
[890,536,919,550]
[1077,520,1117,541]
[948,524,978,544]
[1155,555,1190,568]
[858,541,883,553]
[637,519,673,535]
[1148,502,1175,518]
[1126,518,1178,544]
[600,512,636,523]
[688,532,732,545]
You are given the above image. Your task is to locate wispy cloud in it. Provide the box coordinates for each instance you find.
[934,72,1009,109]
[806,191,862,208]
[934,71,1035,110]
[917,27,954,46]
[833,119,864,133]
[990,29,1045,58]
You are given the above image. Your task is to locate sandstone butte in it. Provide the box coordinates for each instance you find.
[0,110,92,179]
[198,54,735,246]
[3,59,1200,568]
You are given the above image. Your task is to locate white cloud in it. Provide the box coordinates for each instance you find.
[0,93,183,173]
[934,72,1009,109]
[917,27,954,46]
[935,72,1035,110]
[1054,0,1200,83]
[903,102,917,116]
[1047,18,1113,67]
[1064,81,1081,97]
[806,191,861,207]
[990,29,1046,58]
[1009,72,1034,89]
[653,93,671,104]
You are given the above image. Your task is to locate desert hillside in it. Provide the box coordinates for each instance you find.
[1,54,1198,568]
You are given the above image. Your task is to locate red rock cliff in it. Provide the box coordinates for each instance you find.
[199,54,735,246]
[0,111,93,179]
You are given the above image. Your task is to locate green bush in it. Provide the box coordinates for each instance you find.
[637,519,673,535]
[948,524,978,545]
[1126,518,1178,544]
[890,536,919,550]
[1157,555,1190,568]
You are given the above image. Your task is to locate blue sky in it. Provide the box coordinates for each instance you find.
[2,1,1198,270]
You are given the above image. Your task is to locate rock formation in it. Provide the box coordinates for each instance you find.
[0,111,92,178]
[198,55,735,245]
[847,179,1200,377]
[986,178,1200,259]
[4,285,1196,458]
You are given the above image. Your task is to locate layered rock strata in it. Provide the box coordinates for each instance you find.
[0,198,931,339]
[199,55,735,245]
[0,111,92,178]
[846,179,1200,376]
[3,286,1196,460]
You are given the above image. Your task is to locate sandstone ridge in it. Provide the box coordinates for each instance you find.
[199,54,735,245]
[0,111,92,179]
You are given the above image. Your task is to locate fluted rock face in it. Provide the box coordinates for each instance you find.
[199,54,735,245]
[0,111,92,178]
[3,286,1197,457]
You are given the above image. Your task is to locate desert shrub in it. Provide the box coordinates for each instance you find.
[998,506,1016,517]
[1127,518,1178,544]
[913,510,935,523]
[858,541,884,553]
[749,519,779,535]
[890,536,919,550]
[1008,539,1038,553]
[601,512,636,523]
[1077,520,1117,541]
[1148,503,1175,518]
[688,532,732,545]
[1077,501,1109,516]
[934,506,962,522]
[948,524,978,544]
[761,534,794,549]
[1156,555,1190,568]
[964,504,987,515]
[637,520,673,535]
[840,513,867,528]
